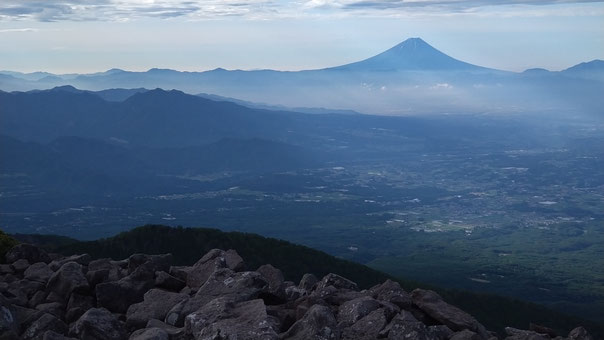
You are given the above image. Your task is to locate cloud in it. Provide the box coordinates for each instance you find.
[0,0,601,21]
[0,28,39,33]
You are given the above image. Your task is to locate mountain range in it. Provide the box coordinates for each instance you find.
[1,38,602,115]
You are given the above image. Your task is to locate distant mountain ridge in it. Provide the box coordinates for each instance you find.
[1,37,602,115]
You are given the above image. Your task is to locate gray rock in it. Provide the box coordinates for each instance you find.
[257,264,287,304]
[96,275,155,313]
[0,294,19,335]
[5,244,50,265]
[411,289,489,339]
[11,259,30,273]
[370,279,412,309]
[568,327,593,340]
[184,298,278,340]
[46,262,90,300]
[168,266,190,283]
[49,254,91,272]
[22,313,68,340]
[224,249,246,272]
[504,327,550,340]
[387,311,433,340]
[10,279,45,300]
[341,308,387,340]
[154,271,185,292]
[0,264,14,275]
[337,296,381,328]
[28,291,47,308]
[126,289,189,330]
[128,254,172,276]
[24,263,54,284]
[281,304,340,340]
[128,328,169,340]
[86,258,125,287]
[70,308,127,340]
[186,251,227,290]
[195,268,268,302]
[428,325,454,340]
[42,331,78,340]
[35,302,64,320]
[451,330,482,340]
[316,273,357,291]
[65,293,94,323]
[299,273,318,291]
[146,319,185,338]
[42,330,78,340]
[285,286,306,301]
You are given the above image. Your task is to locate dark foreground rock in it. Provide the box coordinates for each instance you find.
[0,243,596,340]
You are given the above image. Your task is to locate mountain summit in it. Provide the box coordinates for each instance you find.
[329,37,484,72]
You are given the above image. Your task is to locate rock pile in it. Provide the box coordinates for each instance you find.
[0,243,595,340]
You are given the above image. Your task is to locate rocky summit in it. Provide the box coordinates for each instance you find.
[0,243,595,340]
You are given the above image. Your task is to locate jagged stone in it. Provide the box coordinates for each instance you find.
[184,298,278,340]
[299,273,318,291]
[337,296,381,327]
[168,266,190,283]
[282,304,339,340]
[46,262,90,300]
[286,286,306,301]
[451,330,482,340]
[266,305,297,333]
[35,302,65,320]
[28,291,47,308]
[317,273,358,291]
[96,274,155,314]
[341,308,388,340]
[22,313,68,340]
[186,251,227,290]
[6,244,50,265]
[146,319,185,338]
[504,327,550,340]
[70,308,127,340]
[568,327,593,340]
[42,330,78,340]
[11,259,30,273]
[0,264,14,275]
[10,279,45,300]
[224,249,246,272]
[411,289,489,339]
[0,294,19,335]
[128,254,172,276]
[128,328,169,340]
[65,293,94,323]
[370,279,412,309]
[24,263,54,284]
[154,271,185,292]
[13,305,44,335]
[387,311,433,340]
[49,254,91,272]
[257,264,287,304]
[126,289,189,330]
[428,325,455,340]
[45,292,64,304]
[529,324,557,338]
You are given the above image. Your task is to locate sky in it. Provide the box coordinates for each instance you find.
[0,0,603,74]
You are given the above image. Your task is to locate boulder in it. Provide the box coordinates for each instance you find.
[35,302,65,320]
[184,298,278,340]
[70,308,127,340]
[10,279,45,300]
[568,327,593,340]
[42,331,78,340]
[24,263,54,285]
[194,268,268,302]
[11,259,30,273]
[299,273,318,291]
[0,294,19,335]
[316,273,358,291]
[341,308,388,340]
[96,275,154,313]
[154,271,185,292]
[145,319,185,338]
[504,327,550,340]
[22,313,68,340]
[128,328,169,340]
[337,296,381,328]
[128,254,172,276]
[46,262,90,300]
[281,304,340,340]
[49,254,91,272]
[5,244,50,265]
[65,293,94,323]
[451,330,482,340]
[186,251,227,290]
[411,289,489,339]
[386,311,433,340]
[257,264,286,304]
[86,259,125,287]
[28,291,47,308]
[224,249,246,272]
[370,279,412,309]
[126,289,189,329]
